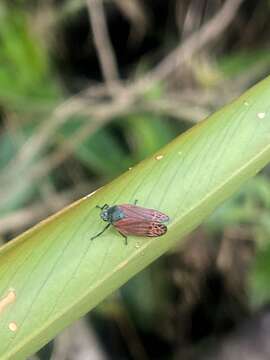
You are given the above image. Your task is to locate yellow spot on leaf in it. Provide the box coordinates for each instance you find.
[8,322,18,332]
[257,112,266,119]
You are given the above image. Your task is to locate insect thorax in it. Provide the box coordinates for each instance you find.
[100,205,124,223]
[109,206,125,223]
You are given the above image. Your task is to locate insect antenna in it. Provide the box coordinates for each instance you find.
[96,204,109,210]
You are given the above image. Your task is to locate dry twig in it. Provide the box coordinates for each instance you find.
[0,182,92,235]
[50,319,107,360]
[136,0,245,87]
[0,0,246,220]
[86,0,121,92]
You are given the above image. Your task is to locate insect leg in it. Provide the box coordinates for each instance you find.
[91,223,111,240]
[117,231,128,245]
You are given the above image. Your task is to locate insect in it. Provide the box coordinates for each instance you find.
[91,200,169,245]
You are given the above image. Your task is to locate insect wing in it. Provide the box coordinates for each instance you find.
[147,222,167,236]
[114,218,167,237]
[118,204,169,223]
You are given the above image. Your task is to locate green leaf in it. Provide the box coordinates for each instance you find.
[206,175,270,231]
[218,49,270,78]
[249,243,270,307]
[0,7,60,109]
[59,118,132,177]
[0,75,270,359]
[126,114,175,161]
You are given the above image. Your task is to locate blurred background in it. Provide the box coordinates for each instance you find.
[1,0,270,359]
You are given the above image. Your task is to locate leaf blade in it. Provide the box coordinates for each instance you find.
[1,75,270,359]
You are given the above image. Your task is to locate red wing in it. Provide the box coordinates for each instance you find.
[118,204,169,223]
[114,219,167,237]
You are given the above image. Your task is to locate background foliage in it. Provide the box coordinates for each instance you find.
[0,0,270,359]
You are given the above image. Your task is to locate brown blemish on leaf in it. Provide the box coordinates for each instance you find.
[0,290,16,315]
[117,259,129,270]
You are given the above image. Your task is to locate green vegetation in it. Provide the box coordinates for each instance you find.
[1,1,270,359]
